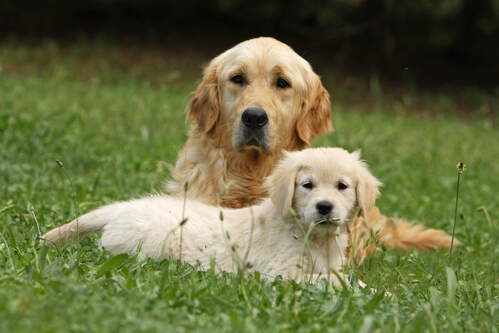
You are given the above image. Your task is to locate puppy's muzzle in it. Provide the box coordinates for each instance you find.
[242,108,268,129]
[316,201,333,216]
[315,201,339,226]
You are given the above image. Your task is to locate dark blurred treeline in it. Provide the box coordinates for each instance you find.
[1,0,499,86]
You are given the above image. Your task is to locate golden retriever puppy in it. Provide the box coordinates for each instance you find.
[166,37,457,264]
[42,148,379,285]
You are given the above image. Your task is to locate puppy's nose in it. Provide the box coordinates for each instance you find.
[242,108,268,128]
[316,201,333,215]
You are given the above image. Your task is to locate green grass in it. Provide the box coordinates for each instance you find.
[1,40,498,333]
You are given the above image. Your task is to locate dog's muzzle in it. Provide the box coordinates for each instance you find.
[242,108,268,129]
[316,201,333,215]
[314,218,341,227]
[238,108,269,150]
[314,201,339,227]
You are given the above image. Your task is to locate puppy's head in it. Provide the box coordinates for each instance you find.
[188,37,332,152]
[264,148,381,232]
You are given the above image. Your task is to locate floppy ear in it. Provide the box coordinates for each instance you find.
[296,75,332,145]
[188,61,220,134]
[354,158,382,217]
[264,154,299,216]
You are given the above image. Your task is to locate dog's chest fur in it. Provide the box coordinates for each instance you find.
[167,134,283,208]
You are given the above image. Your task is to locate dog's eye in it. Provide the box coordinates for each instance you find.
[230,74,245,86]
[337,182,348,190]
[276,77,291,89]
[302,181,314,190]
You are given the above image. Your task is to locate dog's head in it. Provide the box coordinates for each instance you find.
[187,37,332,153]
[264,148,382,233]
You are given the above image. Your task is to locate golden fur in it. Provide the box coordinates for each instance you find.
[166,37,457,263]
[42,148,380,285]
[166,37,331,208]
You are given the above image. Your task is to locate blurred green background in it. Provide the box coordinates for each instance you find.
[2,0,499,89]
[1,0,498,119]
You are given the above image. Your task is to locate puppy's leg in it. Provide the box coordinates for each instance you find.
[41,198,169,248]
[41,201,129,245]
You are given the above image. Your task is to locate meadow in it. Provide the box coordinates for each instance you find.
[0,40,497,332]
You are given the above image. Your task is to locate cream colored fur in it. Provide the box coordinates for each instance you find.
[166,37,458,263]
[42,148,380,285]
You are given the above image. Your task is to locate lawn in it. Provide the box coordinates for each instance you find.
[0,40,498,332]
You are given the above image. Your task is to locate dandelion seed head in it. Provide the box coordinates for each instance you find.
[456,162,466,173]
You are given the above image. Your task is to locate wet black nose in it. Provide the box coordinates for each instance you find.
[242,108,268,129]
[316,201,333,215]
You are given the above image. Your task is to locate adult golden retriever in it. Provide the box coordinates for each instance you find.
[42,148,381,285]
[166,37,456,263]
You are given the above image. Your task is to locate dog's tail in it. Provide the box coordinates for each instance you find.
[349,207,460,264]
[40,203,120,245]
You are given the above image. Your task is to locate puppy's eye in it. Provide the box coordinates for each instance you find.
[276,77,291,89]
[337,182,348,190]
[230,74,245,86]
[302,181,314,190]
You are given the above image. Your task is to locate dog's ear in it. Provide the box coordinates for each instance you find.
[264,153,299,216]
[188,61,220,134]
[353,154,382,217]
[296,75,332,145]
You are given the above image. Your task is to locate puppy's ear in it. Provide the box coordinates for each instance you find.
[296,75,332,145]
[264,154,299,216]
[188,61,220,134]
[354,158,382,217]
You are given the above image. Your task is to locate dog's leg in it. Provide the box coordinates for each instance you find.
[40,203,122,245]
[41,199,155,245]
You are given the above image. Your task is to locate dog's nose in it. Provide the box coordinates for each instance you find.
[316,201,333,215]
[242,108,268,128]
